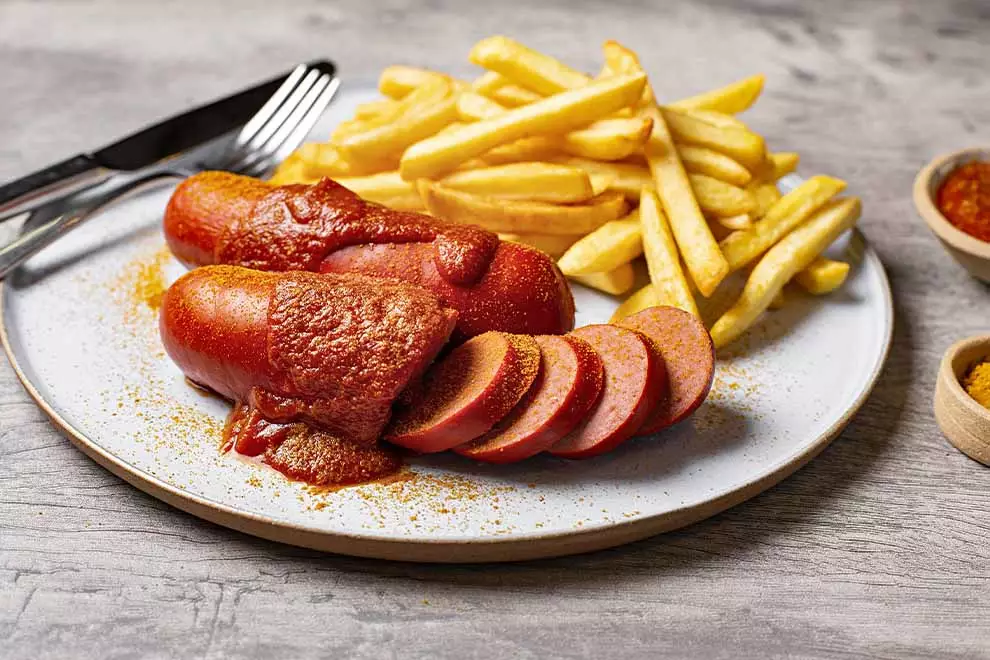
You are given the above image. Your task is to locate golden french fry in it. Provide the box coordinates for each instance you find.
[717,213,753,231]
[707,219,736,242]
[295,143,371,178]
[690,174,757,217]
[550,156,652,201]
[639,188,700,316]
[400,72,647,179]
[492,85,543,106]
[561,117,653,161]
[610,283,661,322]
[679,108,750,130]
[748,181,782,218]
[571,263,636,295]
[710,197,861,347]
[469,35,592,95]
[557,212,642,275]
[589,173,614,196]
[668,74,765,114]
[481,136,562,164]
[794,257,850,294]
[457,91,507,121]
[269,154,317,185]
[419,181,628,235]
[498,233,578,258]
[678,145,752,186]
[602,41,728,296]
[471,71,509,95]
[340,92,460,164]
[354,98,400,120]
[378,65,450,99]
[334,171,424,210]
[769,152,800,180]
[720,175,847,271]
[661,108,766,170]
[459,96,651,161]
[439,162,596,203]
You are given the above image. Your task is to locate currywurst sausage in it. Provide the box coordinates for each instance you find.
[159,265,457,445]
[164,171,575,339]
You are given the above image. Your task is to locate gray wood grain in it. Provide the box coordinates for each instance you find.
[2,0,989,657]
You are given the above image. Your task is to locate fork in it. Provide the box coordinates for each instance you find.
[0,63,339,280]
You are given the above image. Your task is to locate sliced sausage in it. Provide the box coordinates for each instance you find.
[617,306,715,433]
[455,335,604,464]
[550,325,665,459]
[385,332,541,453]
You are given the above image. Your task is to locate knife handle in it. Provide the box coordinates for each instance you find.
[0,154,108,222]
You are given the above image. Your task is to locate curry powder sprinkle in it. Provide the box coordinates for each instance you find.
[963,359,990,409]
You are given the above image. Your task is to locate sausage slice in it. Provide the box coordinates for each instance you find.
[617,306,715,433]
[455,335,604,463]
[550,324,665,459]
[386,332,541,453]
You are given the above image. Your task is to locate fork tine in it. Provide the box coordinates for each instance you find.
[232,64,307,149]
[230,73,336,176]
[271,77,340,164]
[238,77,339,180]
[241,68,321,154]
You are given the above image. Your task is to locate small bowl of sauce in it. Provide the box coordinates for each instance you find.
[914,148,990,282]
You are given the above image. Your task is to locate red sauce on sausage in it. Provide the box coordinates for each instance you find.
[223,403,401,487]
[937,161,990,242]
[215,177,498,286]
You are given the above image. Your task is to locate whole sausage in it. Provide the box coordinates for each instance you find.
[164,171,575,339]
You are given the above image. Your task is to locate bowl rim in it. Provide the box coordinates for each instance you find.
[913,147,990,259]
[939,333,990,424]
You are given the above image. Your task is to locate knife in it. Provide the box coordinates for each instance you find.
[0,60,334,222]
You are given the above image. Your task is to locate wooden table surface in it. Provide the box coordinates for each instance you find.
[2,0,989,657]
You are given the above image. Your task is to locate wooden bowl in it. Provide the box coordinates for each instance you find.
[914,147,990,282]
[934,334,990,466]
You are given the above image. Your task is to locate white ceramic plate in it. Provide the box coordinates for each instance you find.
[1,87,892,562]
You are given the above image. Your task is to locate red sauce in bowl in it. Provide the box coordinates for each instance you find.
[936,161,990,242]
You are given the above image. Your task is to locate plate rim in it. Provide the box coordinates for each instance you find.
[0,227,894,563]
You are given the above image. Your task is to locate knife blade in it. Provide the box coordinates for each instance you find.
[0,59,336,220]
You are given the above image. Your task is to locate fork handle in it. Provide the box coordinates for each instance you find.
[0,168,181,280]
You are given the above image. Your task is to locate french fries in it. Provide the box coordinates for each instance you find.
[419,181,628,235]
[661,108,766,171]
[276,37,859,351]
[795,257,850,294]
[720,175,846,272]
[571,263,636,295]
[498,233,578,258]
[457,94,652,161]
[710,197,861,347]
[339,80,459,164]
[610,284,660,322]
[668,74,765,114]
[678,145,752,187]
[749,182,782,218]
[557,212,643,275]
[400,72,647,179]
[550,157,652,201]
[690,174,756,217]
[440,162,597,203]
[379,65,451,99]
[639,188,699,316]
[603,40,729,297]
[469,35,591,94]
[335,171,423,210]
